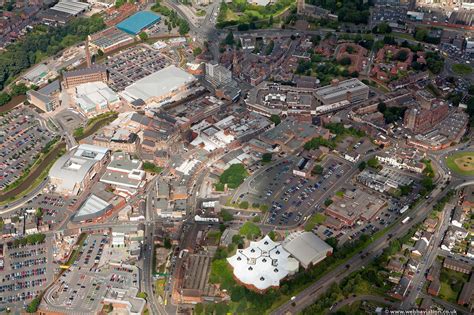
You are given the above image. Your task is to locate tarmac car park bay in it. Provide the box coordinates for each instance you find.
[0,236,54,311]
[233,157,352,228]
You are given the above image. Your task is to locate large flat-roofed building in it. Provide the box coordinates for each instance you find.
[282,231,333,269]
[39,0,90,25]
[246,82,316,117]
[121,65,197,106]
[89,27,135,54]
[100,152,145,194]
[63,66,108,89]
[227,235,299,292]
[50,0,90,16]
[116,11,161,35]
[325,189,386,227]
[49,144,110,195]
[74,81,119,117]
[314,78,369,106]
[180,254,220,303]
[72,194,112,222]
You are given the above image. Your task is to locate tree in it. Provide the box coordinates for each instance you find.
[312,164,324,175]
[239,201,249,209]
[164,238,172,249]
[468,85,474,96]
[192,47,202,57]
[373,22,392,34]
[138,32,148,41]
[261,153,272,163]
[225,31,235,46]
[35,208,43,218]
[136,292,148,299]
[339,57,352,66]
[26,297,41,313]
[396,50,408,62]
[178,20,190,35]
[358,161,366,171]
[324,199,333,207]
[239,222,261,240]
[367,157,379,168]
[0,92,11,106]
[221,209,234,222]
[268,230,277,241]
[270,114,281,125]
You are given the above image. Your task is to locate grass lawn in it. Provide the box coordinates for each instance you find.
[452,63,473,76]
[155,278,166,299]
[304,213,327,231]
[446,151,474,176]
[439,267,469,303]
[392,32,416,41]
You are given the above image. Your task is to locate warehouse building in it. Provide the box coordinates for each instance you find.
[116,11,161,35]
[72,194,112,222]
[314,78,369,106]
[40,0,91,25]
[89,27,135,54]
[282,231,333,269]
[121,65,197,107]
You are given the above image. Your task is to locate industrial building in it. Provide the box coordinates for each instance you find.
[121,65,197,107]
[314,78,369,106]
[72,194,112,222]
[89,27,135,54]
[39,0,91,25]
[63,66,109,89]
[49,144,110,196]
[282,231,333,269]
[227,235,299,292]
[116,11,161,35]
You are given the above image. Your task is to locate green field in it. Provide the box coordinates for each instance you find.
[439,267,468,303]
[446,151,474,176]
[452,63,473,76]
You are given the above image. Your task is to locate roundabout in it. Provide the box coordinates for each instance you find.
[446,151,474,177]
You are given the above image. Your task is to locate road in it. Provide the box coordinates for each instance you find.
[401,201,454,309]
[272,178,456,315]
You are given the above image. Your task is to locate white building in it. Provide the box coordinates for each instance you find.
[121,65,197,107]
[75,82,120,116]
[100,152,145,195]
[227,235,299,292]
[49,144,110,195]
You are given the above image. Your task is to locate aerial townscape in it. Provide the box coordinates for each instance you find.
[0,0,474,314]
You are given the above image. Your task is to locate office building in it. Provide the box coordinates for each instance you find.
[314,78,369,106]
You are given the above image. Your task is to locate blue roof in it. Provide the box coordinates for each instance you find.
[116,11,161,35]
